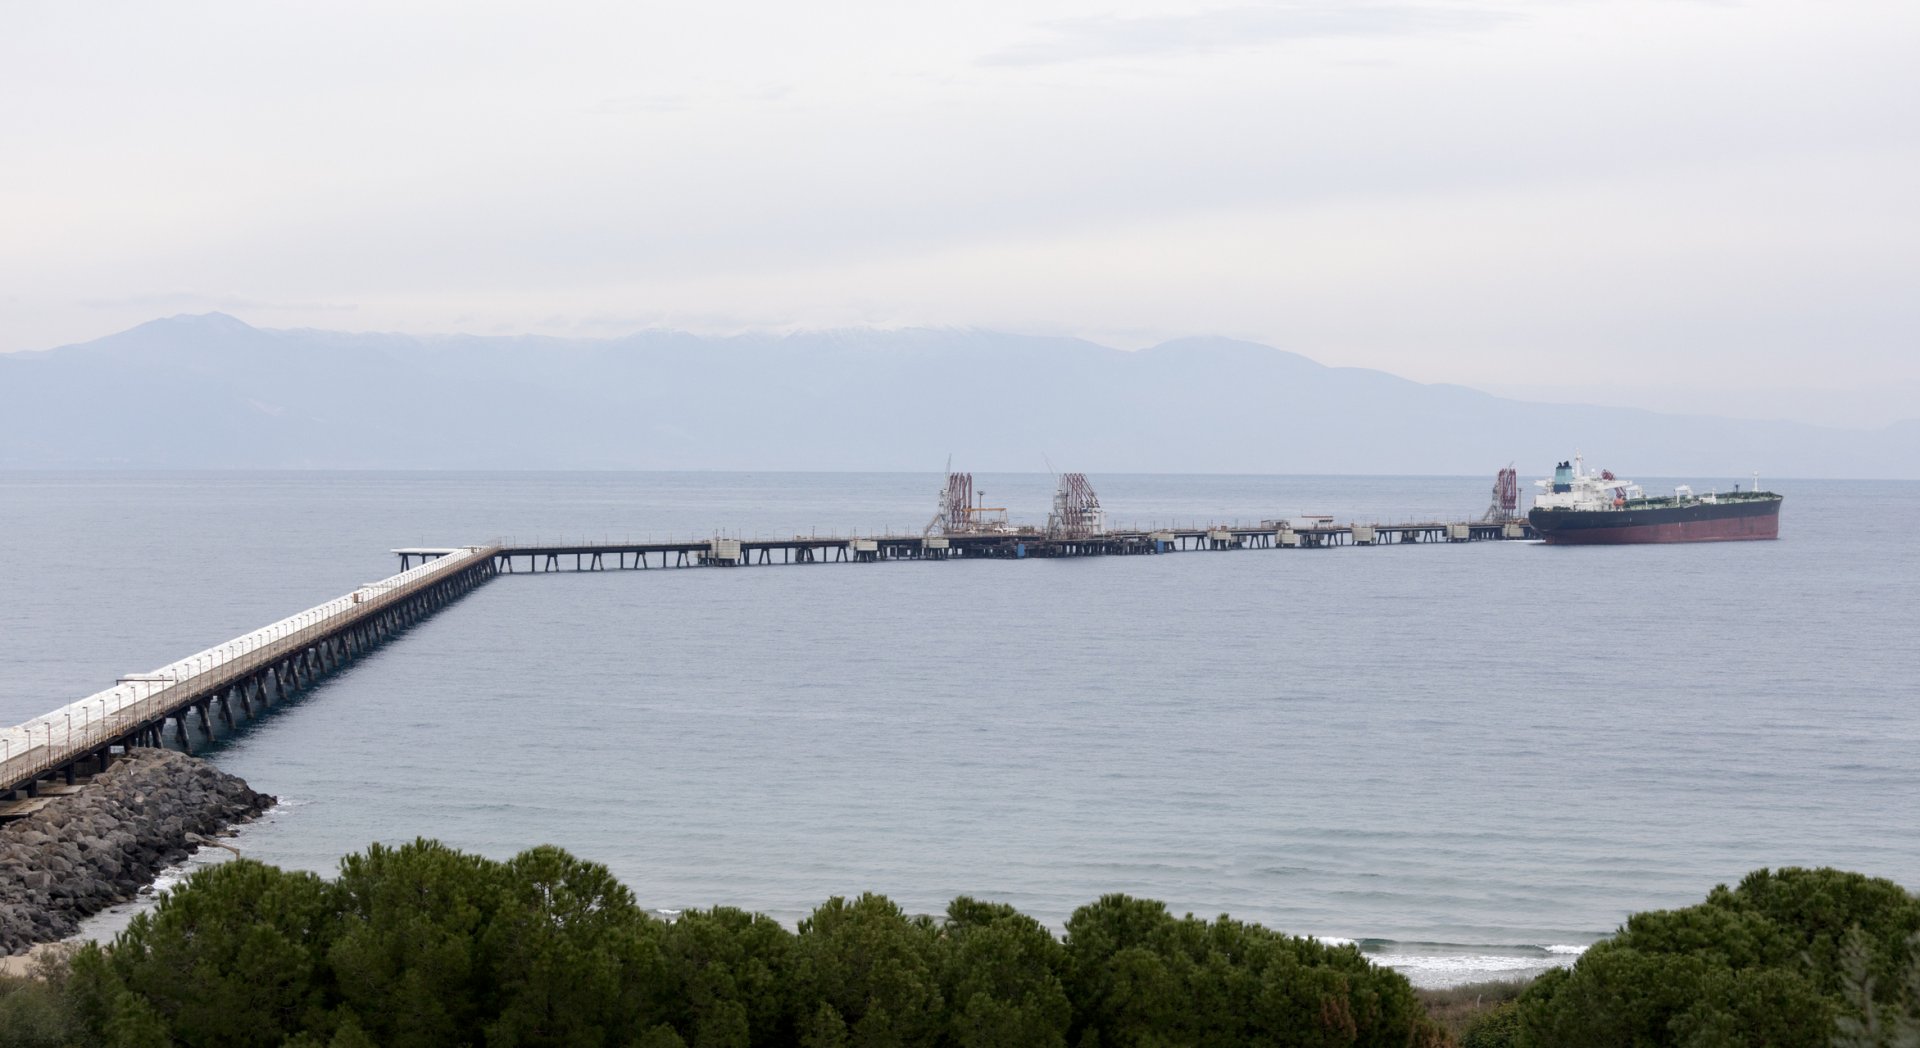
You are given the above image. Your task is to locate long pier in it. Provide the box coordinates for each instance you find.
[0,547,499,803]
[6,513,1530,804]
[462,519,1534,572]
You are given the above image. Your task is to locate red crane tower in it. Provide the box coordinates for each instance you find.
[1047,473,1104,538]
[1482,465,1520,522]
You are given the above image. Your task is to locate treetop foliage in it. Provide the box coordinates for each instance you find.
[20,849,1920,1048]
[1467,866,1920,1048]
[5,839,1442,1048]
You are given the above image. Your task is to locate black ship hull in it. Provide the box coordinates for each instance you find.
[1529,496,1782,544]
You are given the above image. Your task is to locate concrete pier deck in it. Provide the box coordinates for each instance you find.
[485,518,1533,571]
[1,547,499,799]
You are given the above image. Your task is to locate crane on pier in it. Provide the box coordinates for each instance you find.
[1046,473,1104,538]
[1481,464,1521,522]
[925,467,1012,535]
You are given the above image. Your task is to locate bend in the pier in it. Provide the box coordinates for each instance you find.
[4,512,1535,804]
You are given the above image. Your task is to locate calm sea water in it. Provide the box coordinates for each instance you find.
[4,471,1917,987]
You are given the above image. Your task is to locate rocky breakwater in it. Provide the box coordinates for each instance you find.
[0,748,274,954]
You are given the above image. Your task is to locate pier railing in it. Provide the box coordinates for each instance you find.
[0,546,492,792]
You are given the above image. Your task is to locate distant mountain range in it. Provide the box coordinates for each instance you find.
[1,313,1913,478]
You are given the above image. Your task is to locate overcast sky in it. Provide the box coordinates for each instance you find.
[4,1,1916,425]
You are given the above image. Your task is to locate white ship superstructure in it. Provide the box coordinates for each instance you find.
[1532,454,1642,512]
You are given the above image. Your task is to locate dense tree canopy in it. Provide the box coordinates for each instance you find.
[4,839,1443,1048]
[20,848,1920,1048]
[1463,866,1920,1048]
[1063,893,1441,1048]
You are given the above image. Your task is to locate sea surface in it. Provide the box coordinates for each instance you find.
[3,470,1917,987]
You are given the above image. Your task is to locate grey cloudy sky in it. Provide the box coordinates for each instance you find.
[4,1,1916,425]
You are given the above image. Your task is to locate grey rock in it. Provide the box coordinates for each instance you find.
[0,749,274,956]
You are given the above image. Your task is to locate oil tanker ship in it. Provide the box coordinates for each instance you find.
[1528,456,1782,544]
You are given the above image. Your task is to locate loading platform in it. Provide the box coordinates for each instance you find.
[479,519,1534,571]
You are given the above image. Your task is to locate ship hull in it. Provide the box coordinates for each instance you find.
[1529,496,1781,545]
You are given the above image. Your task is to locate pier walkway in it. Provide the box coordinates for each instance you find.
[0,547,499,801]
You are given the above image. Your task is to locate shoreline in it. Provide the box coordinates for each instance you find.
[43,856,1589,992]
[6,749,1592,989]
[0,748,273,956]
[0,940,75,979]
